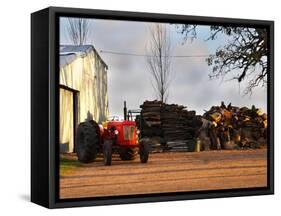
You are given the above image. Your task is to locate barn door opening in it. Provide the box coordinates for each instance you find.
[59,86,79,153]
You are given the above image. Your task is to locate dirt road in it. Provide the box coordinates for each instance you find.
[60,149,267,199]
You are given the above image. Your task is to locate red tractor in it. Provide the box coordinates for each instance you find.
[76,101,149,165]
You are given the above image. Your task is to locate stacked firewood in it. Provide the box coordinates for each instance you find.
[138,101,163,152]
[137,101,267,152]
[161,104,196,141]
[200,102,267,150]
[138,100,200,152]
[139,100,162,136]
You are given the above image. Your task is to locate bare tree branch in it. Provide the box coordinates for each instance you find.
[146,24,172,102]
[67,18,90,45]
[177,25,268,94]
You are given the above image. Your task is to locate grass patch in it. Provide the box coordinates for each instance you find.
[60,156,81,176]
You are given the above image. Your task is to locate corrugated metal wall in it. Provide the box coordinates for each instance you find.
[59,88,74,153]
[59,49,109,153]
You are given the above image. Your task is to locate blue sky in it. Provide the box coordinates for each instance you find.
[60,17,267,116]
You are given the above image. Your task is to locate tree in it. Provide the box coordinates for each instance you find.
[146,24,172,102]
[67,18,90,45]
[177,25,268,94]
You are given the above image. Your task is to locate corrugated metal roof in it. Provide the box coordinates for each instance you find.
[60,45,108,69]
[60,53,77,68]
[60,45,92,54]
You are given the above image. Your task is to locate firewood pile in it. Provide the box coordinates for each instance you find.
[137,100,267,152]
[138,100,201,152]
[200,102,267,150]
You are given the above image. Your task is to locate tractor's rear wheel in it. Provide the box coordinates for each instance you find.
[140,142,149,163]
[103,140,112,165]
[76,120,100,163]
[119,147,138,160]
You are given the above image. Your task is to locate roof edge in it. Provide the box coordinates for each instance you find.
[60,44,108,69]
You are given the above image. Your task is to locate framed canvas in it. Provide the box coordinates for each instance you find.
[31,6,274,208]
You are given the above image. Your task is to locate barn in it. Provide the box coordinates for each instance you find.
[59,45,109,153]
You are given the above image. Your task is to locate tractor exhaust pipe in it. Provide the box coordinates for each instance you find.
[124,101,127,120]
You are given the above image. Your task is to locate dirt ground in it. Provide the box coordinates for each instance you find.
[59,149,267,199]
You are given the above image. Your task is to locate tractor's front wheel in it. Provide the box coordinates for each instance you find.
[119,147,138,160]
[103,140,112,165]
[76,120,100,163]
[139,142,149,163]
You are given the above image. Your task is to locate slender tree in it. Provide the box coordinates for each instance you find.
[67,18,90,45]
[177,25,268,94]
[146,24,172,102]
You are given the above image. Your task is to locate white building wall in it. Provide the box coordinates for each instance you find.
[59,88,74,153]
[59,48,109,152]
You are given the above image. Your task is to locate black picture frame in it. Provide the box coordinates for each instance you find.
[31,6,274,208]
